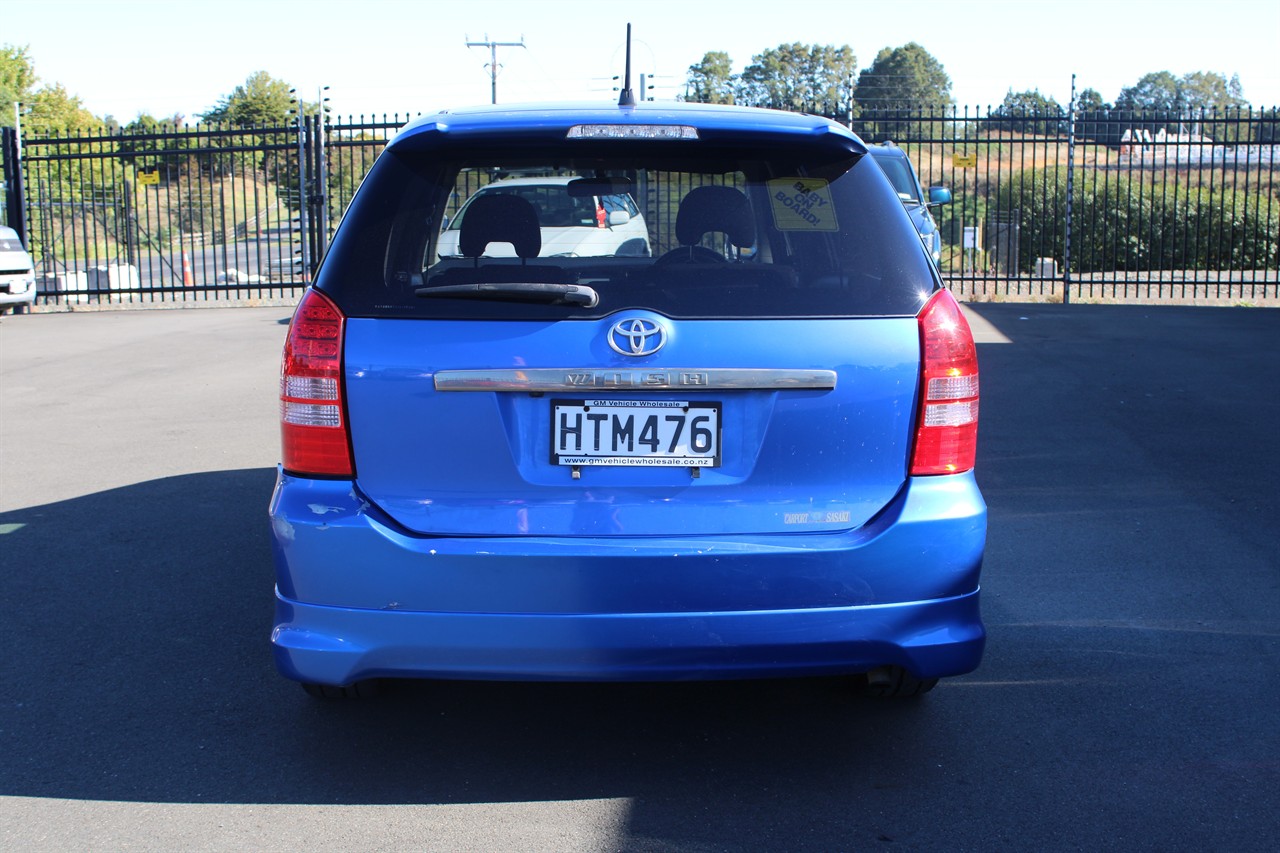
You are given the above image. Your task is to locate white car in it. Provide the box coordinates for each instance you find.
[436,176,650,259]
[0,225,37,314]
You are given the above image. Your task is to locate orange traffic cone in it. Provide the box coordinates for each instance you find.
[181,252,194,286]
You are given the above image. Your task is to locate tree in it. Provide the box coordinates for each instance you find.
[735,43,857,122]
[1,43,38,122]
[1115,70,1248,115]
[1115,70,1251,142]
[4,44,100,134]
[986,89,1064,136]
[1075,88,1107,113]
[200,71,298,127]
[853,43,951,141]
[125,111,187,131]
[1114,71,1181,113]
[4,43,103,135]
[116,112,198,181]
[199,71,318,190]
[855,43,951,112]
[685,51,735,105]
[1178,71,1247,112]
[23,82,98,133]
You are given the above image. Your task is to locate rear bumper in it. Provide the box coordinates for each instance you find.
[269,469,986,685]
[273,588,984,684]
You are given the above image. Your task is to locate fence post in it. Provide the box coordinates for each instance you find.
[313,111,329,266]
[1063,74,1076,306]
[122,177,138,267]
[294,109,310,281]
[306,113,328,273]
[2,127,29,248]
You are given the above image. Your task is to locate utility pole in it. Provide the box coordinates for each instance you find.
[465,34,526,104]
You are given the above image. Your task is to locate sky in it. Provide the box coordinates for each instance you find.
[5,0,1279,125]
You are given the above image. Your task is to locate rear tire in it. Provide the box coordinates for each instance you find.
[301,680,381,699]
[856,666,938,699]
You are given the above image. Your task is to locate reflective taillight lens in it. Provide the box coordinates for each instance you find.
[280,288,353,477]
[911,289,979,475]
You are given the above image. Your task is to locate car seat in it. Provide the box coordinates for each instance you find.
[439,192,570,285]
[459,193,542,259]
[660,185,755,264]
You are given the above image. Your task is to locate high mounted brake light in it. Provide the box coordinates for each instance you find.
[280,288,354,477]
[566,125,699,140]
[911,289,979,476]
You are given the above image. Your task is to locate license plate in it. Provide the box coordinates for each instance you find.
[551,399,721,467]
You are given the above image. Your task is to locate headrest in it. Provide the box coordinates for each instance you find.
[675,186,755,249]
[459,193,542,258]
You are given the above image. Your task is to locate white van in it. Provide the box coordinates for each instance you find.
[0,225,36,314]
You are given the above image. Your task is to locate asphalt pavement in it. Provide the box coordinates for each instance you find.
[0,302,1277,851]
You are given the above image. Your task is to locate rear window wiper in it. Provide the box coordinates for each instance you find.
[414,282,599,307]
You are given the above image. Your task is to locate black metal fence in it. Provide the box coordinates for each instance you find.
[1,114,402,307]
[2,105,1277,308]
[851,105,1278,303]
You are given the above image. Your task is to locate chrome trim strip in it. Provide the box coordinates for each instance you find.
[434,368,837,392]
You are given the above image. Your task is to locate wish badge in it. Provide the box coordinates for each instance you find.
[768,178,839,232]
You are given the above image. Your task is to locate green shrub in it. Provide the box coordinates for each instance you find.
[994,169,1279,273]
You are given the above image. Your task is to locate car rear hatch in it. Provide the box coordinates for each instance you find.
[343,313,919,537]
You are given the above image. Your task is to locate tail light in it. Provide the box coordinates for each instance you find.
[280,288,354,477]
[911,289,979,475]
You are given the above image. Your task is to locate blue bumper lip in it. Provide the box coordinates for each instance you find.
[272,588,985,685]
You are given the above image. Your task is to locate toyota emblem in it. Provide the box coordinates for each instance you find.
[607,318,667,356]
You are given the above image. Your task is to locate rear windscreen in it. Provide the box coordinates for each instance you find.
[317,140,937,319]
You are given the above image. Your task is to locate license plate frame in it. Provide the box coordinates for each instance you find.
[550,399,721,468]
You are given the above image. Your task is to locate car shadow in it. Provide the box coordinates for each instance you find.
[0,470,979,822]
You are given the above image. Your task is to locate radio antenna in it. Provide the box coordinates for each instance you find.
[617,24,636,106]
